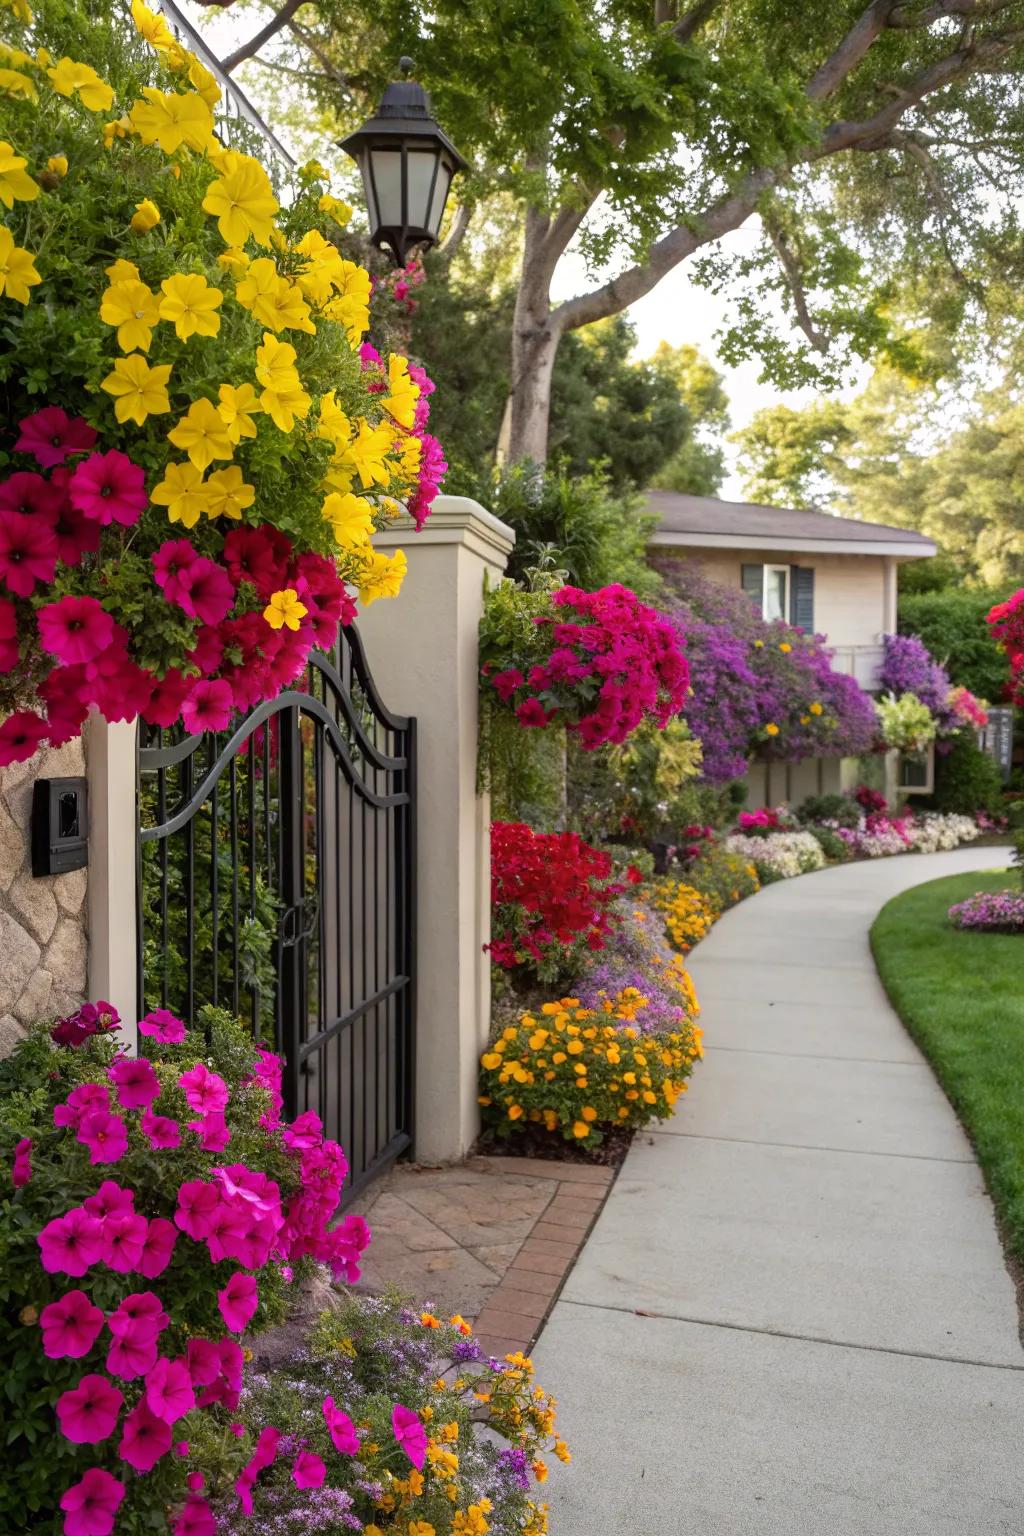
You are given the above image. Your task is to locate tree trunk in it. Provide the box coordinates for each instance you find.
[498,204,564,466]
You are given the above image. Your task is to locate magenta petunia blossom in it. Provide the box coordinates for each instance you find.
[70,450,146,527]
[0,508,58,596]
[77,1109,129,1166]
[235,1426,282,1513]
[15,407,97,468]
[107,1054,161,1110]
[173,556,236,626]
[151,539,200,605]
[55,1083,111,1131]
[217,1270,258,1332]
[108,1290,169,1337]
[182,678,234,735]
[46,497,103,567]
[138,1007,187,1043]
[82,1179,133,1220]
[146,1356,196,1424]
[37,595,115,665]
[185,1337,221,1387]
[118,1400,173,1472]
[175,1179,221,1240]
[106,1319,160,1381]
[391,1402,428,1469]
[172,1495,216,1536]
[292,1449,326,1489]
[12,1135,31,1187]
[56,1373,124,1444]
[322,1395,360,1454]
[59,1466,125,1536]
[141,1107,181,1151]
[102,1212,149,1274]
[189,1111,230,1152]
[38,1208,105,1276]
[0,468,63,517]
[0,709,48,767]
[178,1061,230,1116]
[40,1289,105,1360]
[0,596,18,672]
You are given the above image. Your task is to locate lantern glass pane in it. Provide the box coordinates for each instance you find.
[406,147,439,229]
[427,161,453,240]
[368,145,403,229]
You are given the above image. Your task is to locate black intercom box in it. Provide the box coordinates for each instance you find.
[31,777,88,877]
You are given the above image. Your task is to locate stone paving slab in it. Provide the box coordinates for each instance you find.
[688,955,894,1009]
[691,997,924,1063]
[670,1046,974,1160]
[534,1306,1024,1536]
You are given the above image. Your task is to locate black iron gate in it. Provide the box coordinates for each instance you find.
[136,628,416,1196]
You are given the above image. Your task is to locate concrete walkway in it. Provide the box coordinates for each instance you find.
[533,847,1024,1535]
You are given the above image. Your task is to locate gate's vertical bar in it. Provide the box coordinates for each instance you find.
[402,716,418,1151]
[279,705,305,1119]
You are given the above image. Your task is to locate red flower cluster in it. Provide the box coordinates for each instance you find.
[986,588,1024,703]
[489,820,626,969]
[490,583,689,750]
[0,410,358,764]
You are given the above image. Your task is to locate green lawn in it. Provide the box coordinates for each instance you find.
[871,869,1024,1264]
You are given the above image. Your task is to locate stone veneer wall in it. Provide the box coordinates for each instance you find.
[0,737,89,1058]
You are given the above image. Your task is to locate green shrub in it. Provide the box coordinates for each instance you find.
[797,792,861,828]
[808,825,853,862]
[929,733,1005,815]
[687,844,761,913]
[899,590,1012,699]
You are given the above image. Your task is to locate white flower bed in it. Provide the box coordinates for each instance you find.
[724,830,827,879]
[727,813,981,877]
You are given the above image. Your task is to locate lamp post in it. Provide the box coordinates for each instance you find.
[339,59,468,268]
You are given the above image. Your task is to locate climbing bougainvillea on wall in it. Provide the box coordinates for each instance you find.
[0,0,446,764]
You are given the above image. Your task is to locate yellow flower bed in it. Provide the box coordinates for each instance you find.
[651,878,715,952]
[479,994,703,1148]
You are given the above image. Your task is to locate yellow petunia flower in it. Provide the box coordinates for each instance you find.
[317,390,351,447]
[382,353,421,430]
[318,192,352,225]
[183,54,221,110]
[263,588,307,632]
[322,491,374,550]
[167,397,233,471]
[105,258,140,284]
[205,464,255,521]
[0,67,37,102]
[234,256,313,333]
[130,198,160,233]
[358,547,407,606]
[217,382,261,443]
[159,271,223,340]
[347,418,397,490]
[99,278,161,353]
[151,461,208,528]
[129,88,215,154]
[47,56,114,111]
[1,0,32,21]
[254,332,310,432]
[202,151,279,246]
[0,225,40,304]
[0,44,34,69]
[0,141,38,208]
[217,246,250,278]
[101,354,172,425]
[46,154,68,177]
[130,0,176,51]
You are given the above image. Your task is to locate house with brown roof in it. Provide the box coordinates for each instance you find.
[647,491,937,805]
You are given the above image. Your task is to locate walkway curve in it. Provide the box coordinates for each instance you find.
[534,847,1024,1536]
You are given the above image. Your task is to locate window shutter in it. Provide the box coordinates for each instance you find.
[790,566,815,631]
[741,564,764,609]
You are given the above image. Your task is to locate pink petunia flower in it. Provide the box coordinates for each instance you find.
[175,1441,190,1456]
[322,1396,360,1455]
[218,1271,258,1332]
[178,1061,230,1116]
[0,595,18,671]
[146,1356,196,1424]
[40,1290,105,1360]
[173,556,236,626]
[56,1373,124,1444]
[0,508,58,596]
[0,709,48,767]
[106,1320,160,1382]
[77,1109,128,1166]
[45,496,103,567]
[108,1290,169,1337]
[55,1084,111,1132]
[185,1338,221,1387]
[138,1216,178,1279]
[141,1107,181,1150]
[151,539,200,605]
[12,1135,31,1187]
[59,1466,125,1536]
[392,1403,428,1469]
[173,1495,216,1536]
[181,678,234,735]
[0,468,63,517]
[82,1180,133,1220]
[188,1111,231,1152]
[138,1007,187,1043]
[108,1054,161,1110]
[235,1426,281,1513]
[141,668,191,729]
[37,595,115,664]
[292,1449,326,1489]
[101,1213,149,1274]
[15,407,97,468]
[118,1400,173,1472]
[38,1208,105,1276]
[175,1180,221,1240]
[69,450,146,527]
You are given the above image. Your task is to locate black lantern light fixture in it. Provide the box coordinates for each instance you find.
[339,59,468,268]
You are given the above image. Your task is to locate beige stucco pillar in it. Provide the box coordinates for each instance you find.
[356,496,515,1163]
[86,715,139,1052]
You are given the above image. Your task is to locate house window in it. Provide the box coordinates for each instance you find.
[763,565,790,623]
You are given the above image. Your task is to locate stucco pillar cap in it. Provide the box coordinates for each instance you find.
[373,495,516,562]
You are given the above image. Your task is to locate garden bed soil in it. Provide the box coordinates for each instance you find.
[473,1123,634,1169]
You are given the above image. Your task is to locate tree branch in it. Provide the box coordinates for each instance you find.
[763,215,829,352]
[222,0,305,73]
[437,201,472,259]
[673,0,722,44]
[806,1,904,100]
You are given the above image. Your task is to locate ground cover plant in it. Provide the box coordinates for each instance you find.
[872,870,1024,1264]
